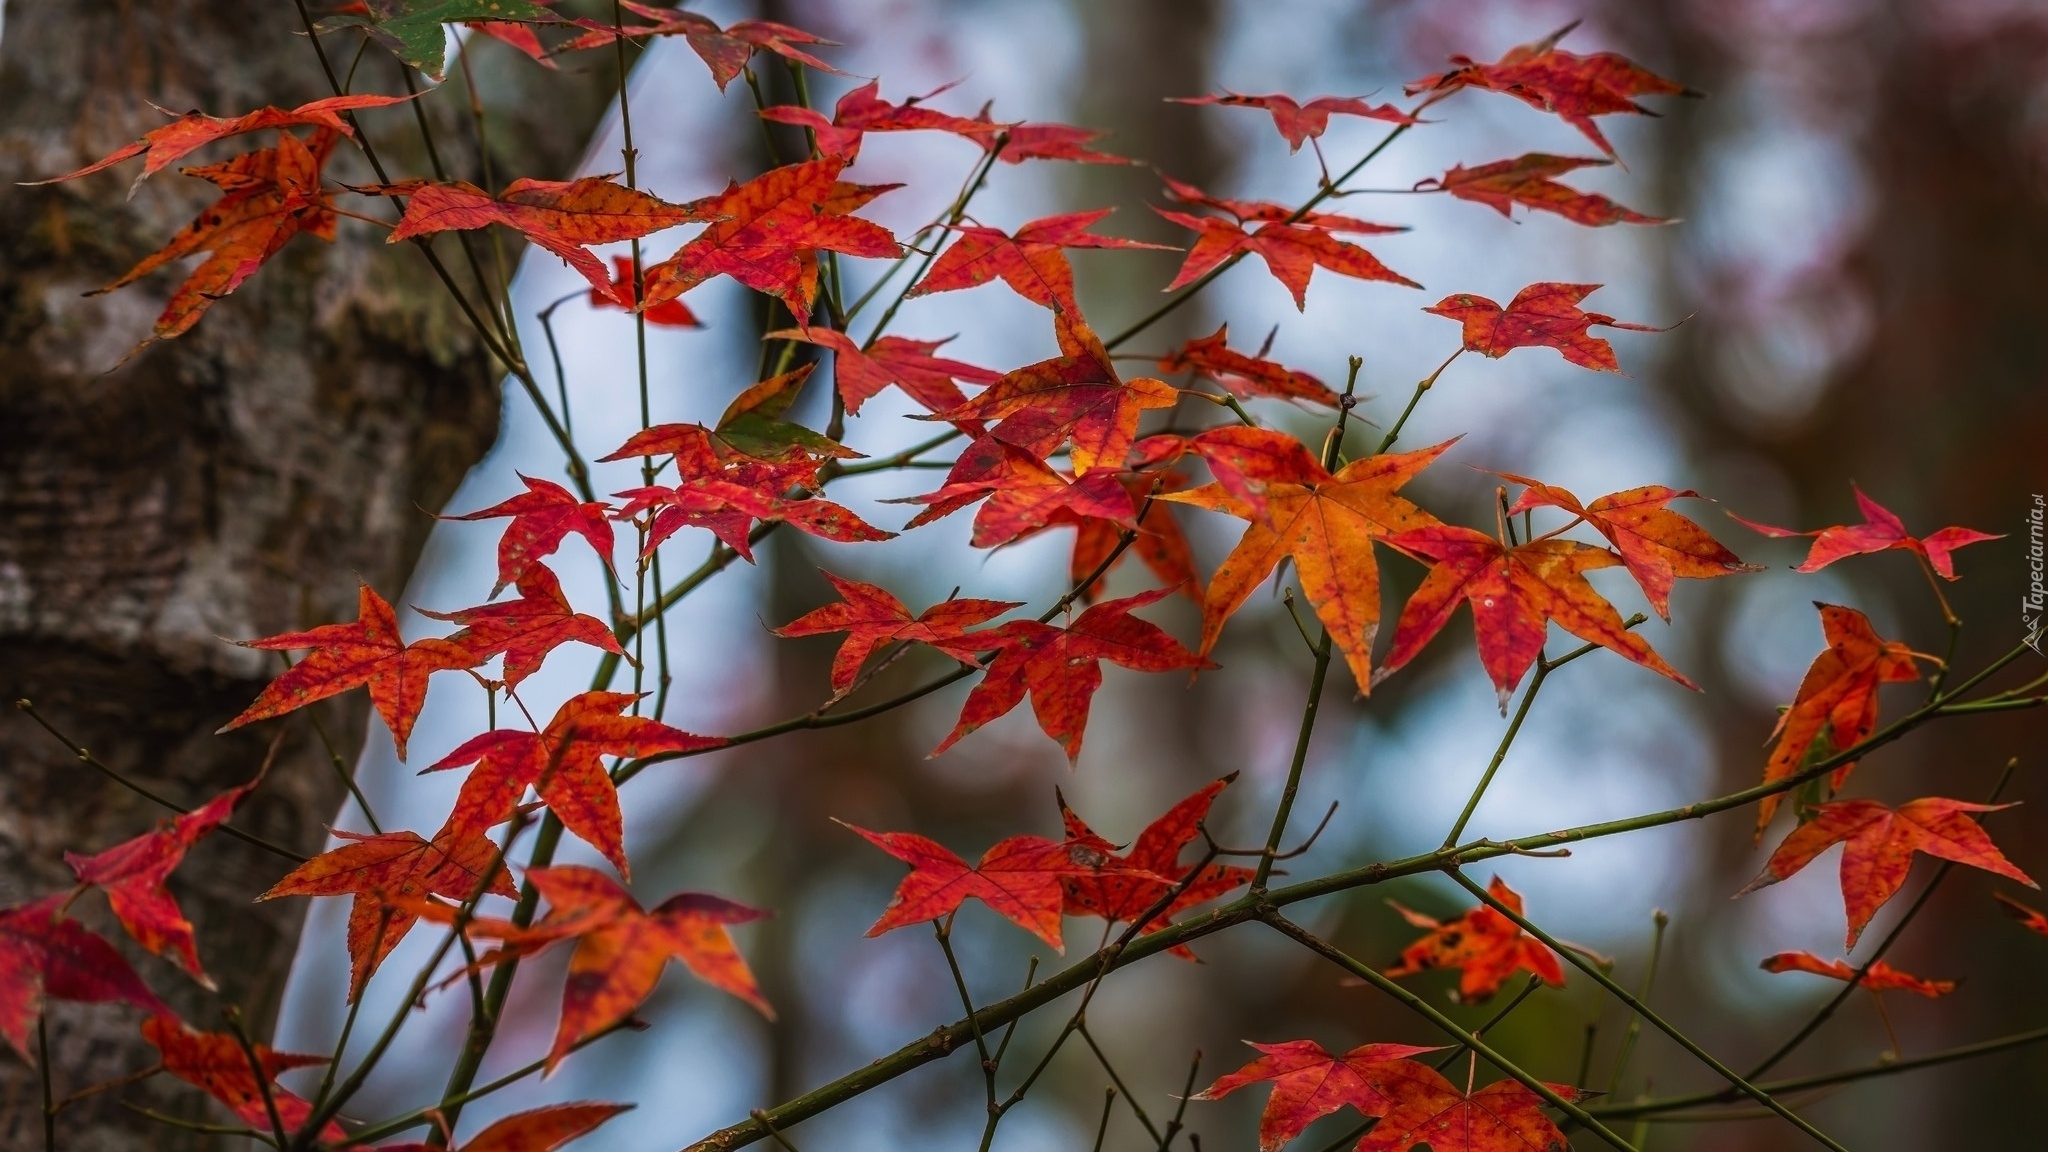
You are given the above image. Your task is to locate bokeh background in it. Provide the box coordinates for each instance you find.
[261,1,2048,1148]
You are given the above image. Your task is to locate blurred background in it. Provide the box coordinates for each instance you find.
[266,1,2048,1148]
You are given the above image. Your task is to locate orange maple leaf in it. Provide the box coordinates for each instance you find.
[1732,485,2001,581]
[1356,1061,1581,1152]
[142,1016,341,1142]
[1379,525,1697,709]
[1057,776,1254,956]
[1759,951,1954,998]
[1498,472,1755,619]
[219,583,477,760]
[1385,876,1566,1003]
[1160,324,1337,406]
[1740,797,2036,948]
[1194,1039,1442,1152]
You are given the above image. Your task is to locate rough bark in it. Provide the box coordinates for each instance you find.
[0,4,609,1147]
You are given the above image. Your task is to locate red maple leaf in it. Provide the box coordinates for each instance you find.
[590,255,701,326]
[1385,876,1566,1002]
[421,562,623,692]
[92,129,343,342]
[458,866,770,1072]
[449,473,617,594]
[1740,797,2036,948]
[1497,472,1755,619]
[759,79,1003,160]
[1195,1039,1443,1152]
[909,209,1173,311]
[1997,891,2048,938]
[556,6,840,92]
[896,436,1139,549]
[933,586,1205,762]
[1153,205,1417,309]
[1731,485,2002,581]
[377,1102,632,1152]
[142,1015,343,1142]
[259,821,514,999]
[1418,153,1664,226]
[975,116,1132,165]
[1062,476,1201,604]
[1379,525,1697,709]
[429,691,724,876]
[219,583,477,760]
[31,94,407,192]
[773,570,1019,697]
[384,175,712,305]
[1170,91,1417,151]
[1406,24,1691,159]
[0,896,168,1062]
[612,439,891,560]
[641,157,902,326]
[926,310,1178,476]
[766,327,999,417]
[842,825,1159,951]
[1356,1061,1581,1152]
[1425,282,1663,371]
[1160,324,1336,406]
[1759,951,1954,998]
[1057,776,1254,954]
[1164,433,1450,691]
[1751,604,1929,830]
[64,773,263,987]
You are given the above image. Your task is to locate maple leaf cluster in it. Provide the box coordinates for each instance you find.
[19,9,2041,1150]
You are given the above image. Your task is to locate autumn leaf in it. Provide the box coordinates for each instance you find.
[710,363,860,463]
[909,209,1173,311]
[1731,485,2002,581]
[1153,205,1417,309]
[1170,91,1417,151]
[379,1102,633,1152]
[64,773,263,987]
[1378,525,1697,708]
[926,309,1178,476]
[759,79,1003,160]
[591,255,701,326]
[768,327,998,418]
[555,5,839,92]
[220,583,476,760]
[429,691,724,876]
[383,176,711,305]
[1418,153,1664,226]
[422,562,623,691]
[1406,24,1692,159]
[1064,478,1201,604]
[1750,604,1929,830]
[468,19,558,66]
[1159,173,1393,228]
[1997,892,2048,937]
[142,1015,342,1141]
[1160,324,1336,406]
[1497,472,1754,619]
[1355,1061,1580,1152]
[1426,282,1664,371]
[1194,1039,1442,1152]
[1057,776,1254,954]
[456,866,771,1072]
[31,94,408,193]
[842,825,1160,950]
[896,436,1138,548]
[448,474,617,594]
[976,117,1132,164]
[259,821,514,998]
[93,129,342,342]
[1385,876,1566,1002]
[0,897,169,1062]
[774,570,1020,697]
[323,0,560,80]
[1164,434,1450,690]
[1759,951,1954,998]
[641,157,901,326]
[933,586,1205,762]
[1740,797,2036,949]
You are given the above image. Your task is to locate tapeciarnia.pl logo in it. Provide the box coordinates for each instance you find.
[2027,494,2045,655]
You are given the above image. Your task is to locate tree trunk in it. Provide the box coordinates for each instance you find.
[0,4,609,1147]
